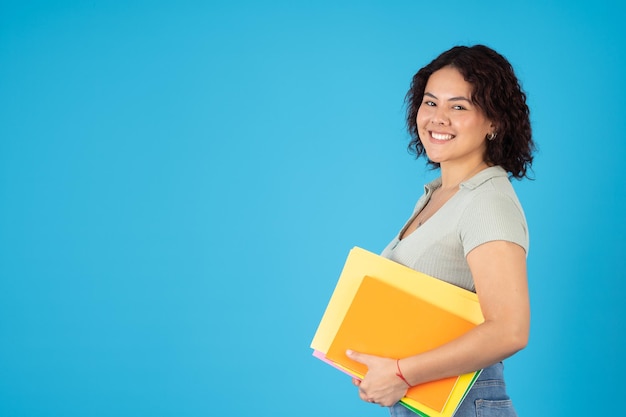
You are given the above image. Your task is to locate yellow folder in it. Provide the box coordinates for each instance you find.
[311,247,485,417]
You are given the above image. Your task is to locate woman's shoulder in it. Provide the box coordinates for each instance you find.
[457,167,529,254]
[457,166,526,223]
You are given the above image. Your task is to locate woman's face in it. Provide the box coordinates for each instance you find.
[416,66,494,167]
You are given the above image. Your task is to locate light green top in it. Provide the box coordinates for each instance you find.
[381,166,528,292]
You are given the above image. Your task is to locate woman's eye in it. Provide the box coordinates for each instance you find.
[453,105,466,110]
[423,100,436,107]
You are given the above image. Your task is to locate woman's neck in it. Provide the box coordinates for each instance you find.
[439,160,489,191]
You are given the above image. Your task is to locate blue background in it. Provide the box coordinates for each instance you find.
[1,1,624,416]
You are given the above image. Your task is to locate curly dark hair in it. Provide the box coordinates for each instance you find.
[405,45,535,179]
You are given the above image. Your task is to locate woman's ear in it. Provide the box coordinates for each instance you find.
[487,122,499,141]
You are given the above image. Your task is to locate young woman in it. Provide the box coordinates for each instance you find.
[347,45,535,417]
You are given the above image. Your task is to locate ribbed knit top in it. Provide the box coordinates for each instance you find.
[380,166,528,292]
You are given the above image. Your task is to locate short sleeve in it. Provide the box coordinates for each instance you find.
[459,190,529,257]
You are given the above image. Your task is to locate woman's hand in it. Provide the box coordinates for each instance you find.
[347,350,409,407]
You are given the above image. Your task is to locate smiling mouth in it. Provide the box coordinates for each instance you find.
[430,132,455,141]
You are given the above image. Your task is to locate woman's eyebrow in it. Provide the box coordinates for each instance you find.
[424,92,471,102]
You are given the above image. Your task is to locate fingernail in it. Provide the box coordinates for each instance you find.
[346,349,353,356]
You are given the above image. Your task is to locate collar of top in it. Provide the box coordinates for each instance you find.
[424,165,508,194]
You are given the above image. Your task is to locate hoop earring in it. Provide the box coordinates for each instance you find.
[487,132,497,141]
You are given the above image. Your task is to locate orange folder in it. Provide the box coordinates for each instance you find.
[325,275,476,412]
[311,247,485,416]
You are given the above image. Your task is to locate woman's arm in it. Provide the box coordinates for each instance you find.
[349,240,529,406]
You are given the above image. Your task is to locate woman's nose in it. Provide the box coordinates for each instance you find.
[431,108,449,125]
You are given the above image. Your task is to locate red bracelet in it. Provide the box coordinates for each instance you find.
[395,359,412,387]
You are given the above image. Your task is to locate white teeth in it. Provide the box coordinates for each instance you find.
[431,132,454,141]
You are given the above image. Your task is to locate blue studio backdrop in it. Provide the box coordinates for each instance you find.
[1,1,624,416]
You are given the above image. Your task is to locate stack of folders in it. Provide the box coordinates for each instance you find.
[311,247,485,417]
